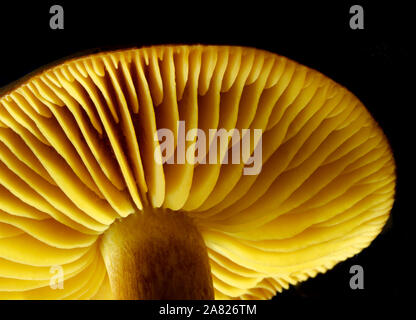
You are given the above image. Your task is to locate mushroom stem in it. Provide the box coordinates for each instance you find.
[100,208,214,299]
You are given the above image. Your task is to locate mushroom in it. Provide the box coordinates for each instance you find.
[0,45,395,299]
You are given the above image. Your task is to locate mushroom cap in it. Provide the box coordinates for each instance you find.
[0,45,395,299]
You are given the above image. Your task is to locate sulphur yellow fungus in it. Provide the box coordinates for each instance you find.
[0,45,395,299]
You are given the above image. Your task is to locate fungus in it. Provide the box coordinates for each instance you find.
[0,45,395,299]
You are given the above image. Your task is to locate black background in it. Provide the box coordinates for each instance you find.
[0,0,413,316]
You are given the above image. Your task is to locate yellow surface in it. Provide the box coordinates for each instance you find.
[0,45,395,299]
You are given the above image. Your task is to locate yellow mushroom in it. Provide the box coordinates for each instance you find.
[0,45,395,299]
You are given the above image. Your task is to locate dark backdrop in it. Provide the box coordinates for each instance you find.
[0,0,413,315]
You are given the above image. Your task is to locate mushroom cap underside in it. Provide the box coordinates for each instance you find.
[0,45,395,299]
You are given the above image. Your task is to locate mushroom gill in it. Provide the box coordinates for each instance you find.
[0,45,395,299]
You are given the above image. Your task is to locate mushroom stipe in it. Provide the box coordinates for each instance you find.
[0,45,395,299]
